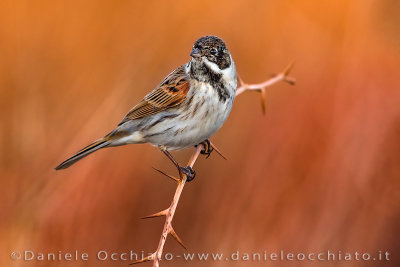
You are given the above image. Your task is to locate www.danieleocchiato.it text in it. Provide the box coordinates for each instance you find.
[10,250,391,262]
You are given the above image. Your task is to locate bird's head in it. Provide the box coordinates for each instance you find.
[190,36,232,71]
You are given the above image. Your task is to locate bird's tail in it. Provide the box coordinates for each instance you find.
[55,138,111,170]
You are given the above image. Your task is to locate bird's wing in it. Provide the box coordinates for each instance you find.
[118,65,190,125]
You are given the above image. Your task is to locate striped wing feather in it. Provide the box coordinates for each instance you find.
[119,66,190,125]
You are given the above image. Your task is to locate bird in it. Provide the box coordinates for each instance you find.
[55,35,237,181]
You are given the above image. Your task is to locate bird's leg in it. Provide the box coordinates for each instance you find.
[196,139,214,158]
[161,149,196,182]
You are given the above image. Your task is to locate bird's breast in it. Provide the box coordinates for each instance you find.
[140,80,235,150]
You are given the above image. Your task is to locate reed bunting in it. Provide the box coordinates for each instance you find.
[55,36,237,181]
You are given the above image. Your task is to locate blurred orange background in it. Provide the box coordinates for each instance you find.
[1,0,399,266]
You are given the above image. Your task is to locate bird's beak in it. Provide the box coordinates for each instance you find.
[190,47,201,58]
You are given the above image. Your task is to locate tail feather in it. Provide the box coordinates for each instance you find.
[55,138,111,170]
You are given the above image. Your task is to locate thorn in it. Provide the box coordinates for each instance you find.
[169,227,186,250]
[129,253,154,265]
[284,76,296,85]
[237,73,246,87]
[152,167,179,182]
[283,61,295,76]
[141,208,169,219]
[210,142,227,160]
[282,61,296,85]
[260,88,266,115]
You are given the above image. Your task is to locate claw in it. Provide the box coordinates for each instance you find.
[180,166,196,182]
[197,139,213,158]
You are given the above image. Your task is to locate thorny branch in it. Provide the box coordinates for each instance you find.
[131,62,295,266]
[236,62,295,112]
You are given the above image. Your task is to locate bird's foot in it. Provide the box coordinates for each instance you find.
[180,166,196,182]
[197,139,214,158]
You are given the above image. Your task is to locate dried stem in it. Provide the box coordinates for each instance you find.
[236,62,295,114]
[132,62,295,266]
[152,146,202,266]
[236,62,295,96]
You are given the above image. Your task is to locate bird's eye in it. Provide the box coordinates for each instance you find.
[210,48,217,55]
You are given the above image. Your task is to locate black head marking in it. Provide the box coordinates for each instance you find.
[191,36,231,70]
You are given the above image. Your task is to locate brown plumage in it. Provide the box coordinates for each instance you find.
[55,67,191,170]
[119,66,190,125]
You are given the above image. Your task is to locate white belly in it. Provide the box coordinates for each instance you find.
[143,82,234,150]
